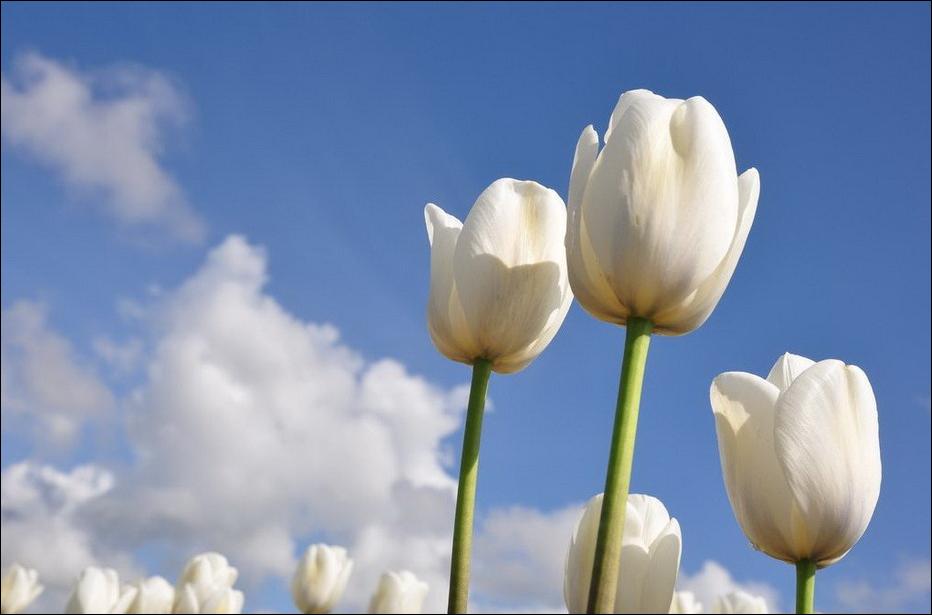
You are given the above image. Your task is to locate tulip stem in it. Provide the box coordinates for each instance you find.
[795,559,816,614]
[448,358,492,614]
[587,317,653,614]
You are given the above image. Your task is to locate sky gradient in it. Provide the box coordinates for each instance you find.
[2,2,930,613]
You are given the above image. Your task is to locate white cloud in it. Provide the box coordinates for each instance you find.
[677,561,780,614]
[92,335,144,374]
[1,301,113,446]
[0,235,594,613]
[0,462,139,611]
[835,557,931,613]
[1,52,204,241]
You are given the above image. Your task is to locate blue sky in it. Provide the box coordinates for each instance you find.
[2,2,929,613]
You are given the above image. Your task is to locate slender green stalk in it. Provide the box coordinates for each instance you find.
[447,359,492,614]
[586,317,653,614]
[795,560,816,614]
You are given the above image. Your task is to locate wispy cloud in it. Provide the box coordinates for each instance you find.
[835,557,931,613]
[677,560,781,613]
[1,52,204,242]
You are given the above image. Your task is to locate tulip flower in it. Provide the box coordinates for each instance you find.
[173,553,242,614]
[669,591,703,614]
[65,567,137,614]
[173,584,243,614]
[367,570,429,614]
[711,353,881,613]
[565,494,681,614]
[291,544,353,614]
[567,89,758,613]
[1,565,43,615]
[712,591,768,614]
[126,576,174,614]
[425,177,572,612]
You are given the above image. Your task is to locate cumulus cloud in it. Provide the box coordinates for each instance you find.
[1,301,113,447]
[0,235,613,613]
[0,462,138,611]
[835,557,931,613]
[1,52,204,241]
[677,560,780,614]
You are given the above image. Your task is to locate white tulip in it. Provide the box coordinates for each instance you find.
[367,570,429,614]
[1,565,43,615]
[711,353,881,567]
[565,493,682,614]
[425,177,573,373]
[669,590,703,614]
[173,584,243,614]
[173,553,241,614]
[566,89,759,335]
[65,567,137,614]
[712,590,768,614]
[126,576,174,614]
[291,544,353,614]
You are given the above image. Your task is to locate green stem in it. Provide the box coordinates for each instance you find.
[447,359,492,614]
[795,560,816,614]
[586,317,653,614]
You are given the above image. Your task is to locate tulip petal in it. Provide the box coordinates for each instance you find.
[643,520,681,614]
[766,352,815,392]
[654,168,759,334]
[774,360,881,565]
[582,95,739,324]
[710,372,803,563]
[453,179,569,370]
[424,204,477,364]
[564,494,602,614]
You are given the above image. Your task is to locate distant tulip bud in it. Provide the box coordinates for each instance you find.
[367,570,428,614]
[291,544,353,614]
[425,178,573,373]
[173,553,242,614]
[564,494,682,613]
[712,590,768,614]
[669,590,703,614]
[1,565,43,615]
[65,567,137,614]
[711,353,881,567]
[126,576,174,614]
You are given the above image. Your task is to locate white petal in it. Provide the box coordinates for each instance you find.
[774,360,881,565]
[653,168,759,334]
[582,95,739,324]
[642,519,681,614]
[766,352,815,392]
[564,494,602,614]
[424,204,477,364]
[453,179,570,371]
[710,372,804,563]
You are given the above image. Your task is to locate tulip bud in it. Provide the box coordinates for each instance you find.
[126,576,174,614]
[291,544,353,614]
[1,565,43,615]
[711,353,881,567]
[425,177,573,373]
[566,89,759,335]
[367,570,429,614]
[669,590,703,614]
[173,552,242,614]
[173,584,243,614]
[564,493,682,614]
[65,567,137,614]
[712,590,768,614]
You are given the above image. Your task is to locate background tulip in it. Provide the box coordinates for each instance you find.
[712,590,768,614]
[1,565,43,615]
[565,493,681,614]
[126,576,174,614]
[367,570,429,614]
[711,353,881,612]
[425,177,573,374]
[291,544,353,614]
[65,567,137,614]
[566,89,759,335]
[173,553,241,614]
[669,591,703,614]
